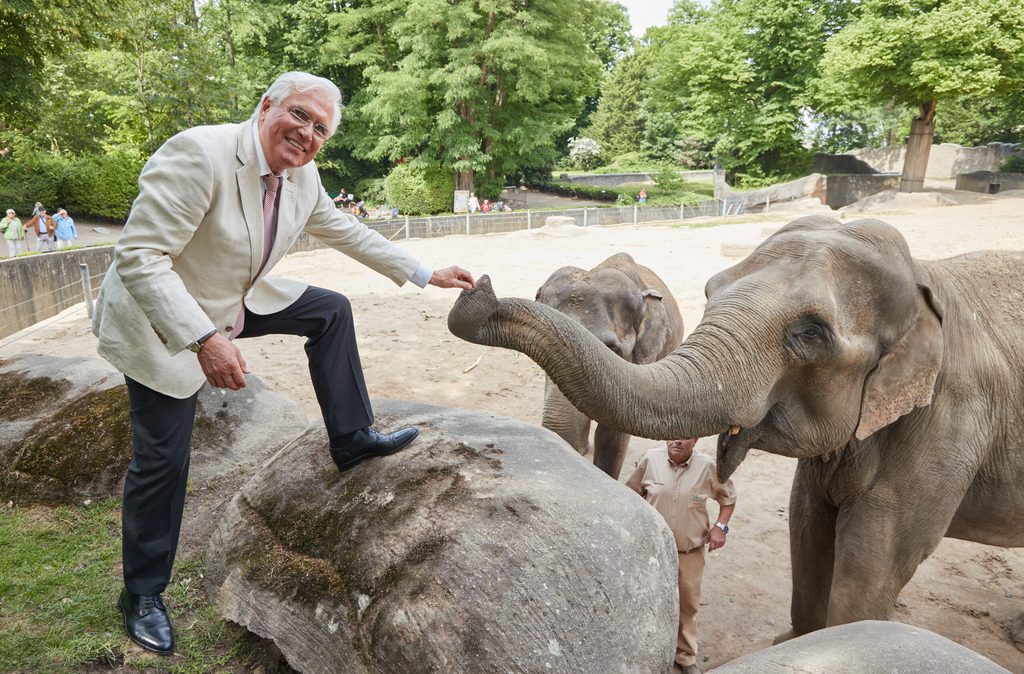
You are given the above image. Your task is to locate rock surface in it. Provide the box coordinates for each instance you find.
[0,355,308,506]
[711,620,1010,673]
[205,399,678,674]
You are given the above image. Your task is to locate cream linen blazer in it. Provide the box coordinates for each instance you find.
[93,120,420,398]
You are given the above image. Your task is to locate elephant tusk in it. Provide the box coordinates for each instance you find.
[729,425,741,436]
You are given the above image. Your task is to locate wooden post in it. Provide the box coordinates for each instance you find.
[79,263,94,318]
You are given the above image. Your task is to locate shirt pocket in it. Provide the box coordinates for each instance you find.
[689,493,709,508]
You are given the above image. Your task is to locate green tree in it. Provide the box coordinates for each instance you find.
[588,48,654,158]
[817,0,1024,191]
[0,0,110,117]
[324,0,602,196]
[651,0,841,175]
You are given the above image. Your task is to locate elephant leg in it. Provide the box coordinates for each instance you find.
[542,378,591,455]
[782,460,837,642]
[825,494,955,627]
[592,424,631,478]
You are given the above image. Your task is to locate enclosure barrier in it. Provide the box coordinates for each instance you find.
[1,198,752,341]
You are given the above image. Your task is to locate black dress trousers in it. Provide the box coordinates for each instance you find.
[121,285,372,593]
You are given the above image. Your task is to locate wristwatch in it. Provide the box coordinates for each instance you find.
[186,330,217,354]
[714,522,729,534]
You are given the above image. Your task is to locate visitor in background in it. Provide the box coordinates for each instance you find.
[638,188,648,204]
[467,192,480,213]
[1,209,26,257]
[53,208,77,249]
[481,199,491,214]
[25,207,56,252]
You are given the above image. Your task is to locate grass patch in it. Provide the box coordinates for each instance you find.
[0,501,245,673]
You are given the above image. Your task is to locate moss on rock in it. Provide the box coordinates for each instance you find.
[5,385,130,503]
[0,371,71,422]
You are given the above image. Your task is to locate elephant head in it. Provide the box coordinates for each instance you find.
[533,253,684,475]
[448,216,944,481]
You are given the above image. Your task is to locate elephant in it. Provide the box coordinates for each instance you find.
[447,215,1024,648]
[534,253,684,478]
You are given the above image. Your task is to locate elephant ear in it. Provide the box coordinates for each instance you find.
[634,288,669,365]
[856,285,944,440]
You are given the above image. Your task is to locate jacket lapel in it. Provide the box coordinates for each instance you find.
[235,121,263,282]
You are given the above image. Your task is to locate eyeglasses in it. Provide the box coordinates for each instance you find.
[288,107,331,141]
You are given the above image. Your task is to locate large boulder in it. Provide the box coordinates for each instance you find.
[712,621,1010,673]
[0,355,308,507]
[205,399,678,674]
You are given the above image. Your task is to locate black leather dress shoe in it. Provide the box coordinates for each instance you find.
[330,426,419,471]
[118,588,175,654]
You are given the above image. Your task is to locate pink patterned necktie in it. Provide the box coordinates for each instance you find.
[259,174,281,275]
[230,174,281,340]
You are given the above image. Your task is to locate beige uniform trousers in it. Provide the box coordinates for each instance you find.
[676,546,706,667]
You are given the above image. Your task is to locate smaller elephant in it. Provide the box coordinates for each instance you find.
[535,252,683,478]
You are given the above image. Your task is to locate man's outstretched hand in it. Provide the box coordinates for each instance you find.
[197,333,250,390]
[429,266,475,291]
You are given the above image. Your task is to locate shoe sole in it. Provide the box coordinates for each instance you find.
[335,431,418,471]
[118,598,175,655]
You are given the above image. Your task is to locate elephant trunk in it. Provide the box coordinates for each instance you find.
[449,276,771,442]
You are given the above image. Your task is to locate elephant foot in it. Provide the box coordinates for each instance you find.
[1011,612,1024,654]
[772,629,799,646]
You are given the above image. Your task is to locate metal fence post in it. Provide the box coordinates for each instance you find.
[527,210,532,230]
[680,203,685,220]
[427,215,433,236]
[633,203,638,225]
[466,211,471,236]
[583,208,588,227]
[79,263,94,318]
[405,215,410,239]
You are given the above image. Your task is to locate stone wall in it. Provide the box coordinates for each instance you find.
[838,142,1022,180]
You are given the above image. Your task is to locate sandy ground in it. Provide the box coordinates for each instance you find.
[3,191,1023,671]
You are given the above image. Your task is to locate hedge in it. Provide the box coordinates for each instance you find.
[0,151,143,221]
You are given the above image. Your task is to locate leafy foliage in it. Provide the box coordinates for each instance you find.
[567,137,604,171]
[1001,154,1024,174]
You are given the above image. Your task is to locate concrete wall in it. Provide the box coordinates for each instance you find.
[714,171,828,209]
[825,174,902,208]
[0,247,115,341]
[955,171,1024,194]
[562,170,716,187]
[844,142,1022,180]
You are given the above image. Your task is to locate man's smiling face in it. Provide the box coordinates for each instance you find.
[257,89,332,174]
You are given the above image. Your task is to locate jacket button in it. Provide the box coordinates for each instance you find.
[226,326,233,332]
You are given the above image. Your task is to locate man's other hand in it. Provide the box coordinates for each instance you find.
[707,527,727,551]
[429,266,475,290]
[197,333,250,390]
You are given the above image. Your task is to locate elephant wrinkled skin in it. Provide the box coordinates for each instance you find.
[447,215,1024,647]
[535,253,683,478]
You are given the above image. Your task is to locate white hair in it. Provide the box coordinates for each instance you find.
[252,72,343,134]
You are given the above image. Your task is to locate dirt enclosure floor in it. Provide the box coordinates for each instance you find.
[4,191,1024,671]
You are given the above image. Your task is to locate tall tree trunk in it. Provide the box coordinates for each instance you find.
[900,100,936,193]
[224,0,237,114]
[456,170,475,191]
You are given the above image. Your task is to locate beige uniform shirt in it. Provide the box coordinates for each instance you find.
[626,447,737,553]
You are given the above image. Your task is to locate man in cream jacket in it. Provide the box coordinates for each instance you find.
[93,72,474,654]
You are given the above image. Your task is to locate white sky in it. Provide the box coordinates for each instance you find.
[618,0,675,38]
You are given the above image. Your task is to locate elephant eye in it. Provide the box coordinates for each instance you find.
[802,326,821,339]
